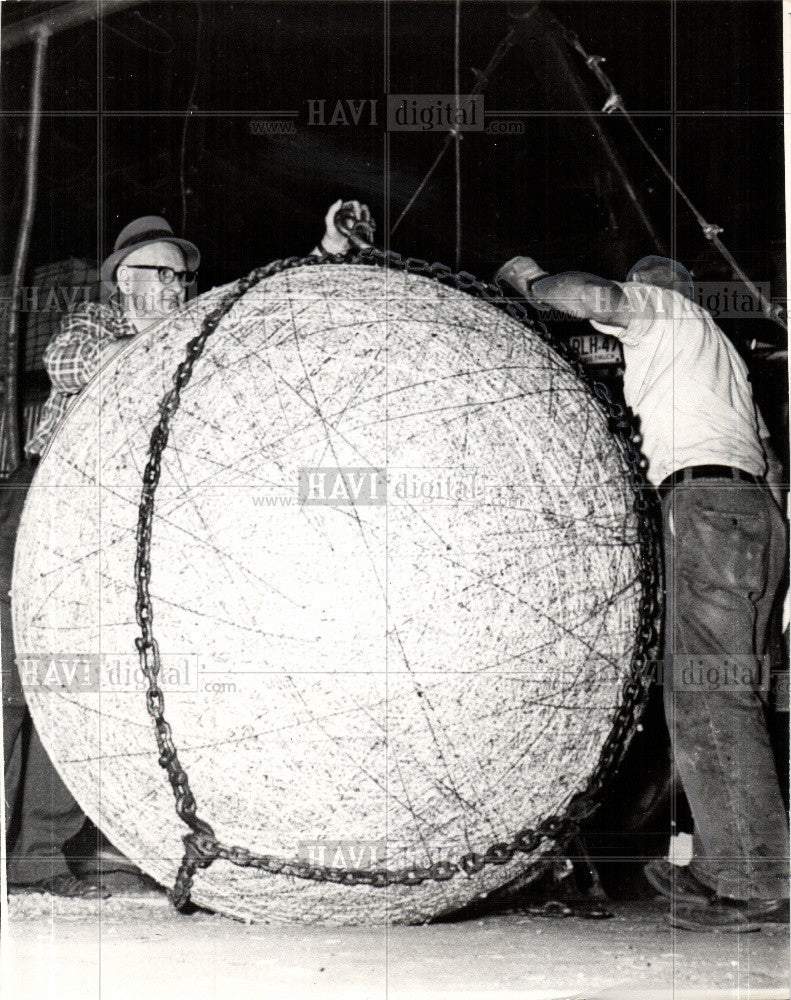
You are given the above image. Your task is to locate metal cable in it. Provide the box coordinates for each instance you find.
[551,15,787,332]
[391,25,519,235]
[179,3,202,235]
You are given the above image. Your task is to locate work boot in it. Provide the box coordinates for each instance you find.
[668,896,790,932]
[8,872,111,899]
[644,859,714,905]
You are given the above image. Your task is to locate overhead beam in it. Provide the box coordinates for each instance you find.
[2,0,149,51]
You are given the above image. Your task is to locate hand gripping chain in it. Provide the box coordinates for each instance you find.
[133,248,662,912]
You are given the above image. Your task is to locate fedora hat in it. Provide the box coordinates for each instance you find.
[101,216,200,288]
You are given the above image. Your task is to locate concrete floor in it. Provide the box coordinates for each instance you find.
[2,894,788,1000]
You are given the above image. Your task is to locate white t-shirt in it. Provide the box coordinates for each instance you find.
[590,282,766,486]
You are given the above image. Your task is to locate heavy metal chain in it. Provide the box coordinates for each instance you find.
[134,247,662,912]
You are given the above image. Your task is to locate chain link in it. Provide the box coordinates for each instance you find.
[134,247,661,911]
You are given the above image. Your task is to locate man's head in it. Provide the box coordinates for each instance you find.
[626,255,694,300]
[101,215,200,321]
[116,241,189,319]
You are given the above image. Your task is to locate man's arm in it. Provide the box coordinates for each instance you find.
[497,256,631,328]
[44,304,129,394]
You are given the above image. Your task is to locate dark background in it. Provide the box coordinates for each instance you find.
[0,3,783,277]
[2,0,786,431]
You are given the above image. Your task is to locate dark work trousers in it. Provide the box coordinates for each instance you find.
[662,477,789,900]
[2,458,85,883]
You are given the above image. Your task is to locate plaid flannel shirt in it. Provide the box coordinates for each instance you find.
[26,297,136,456]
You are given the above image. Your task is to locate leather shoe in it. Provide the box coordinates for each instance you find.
[668,896,790,933]
[72,842,144,878]
[8,872,111,899]
[644,859,714,905]
[98,870,163,896]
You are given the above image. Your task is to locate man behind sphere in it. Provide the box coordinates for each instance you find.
[498,251,789,932]
[4,201,366,897]
[24,215,201,460]
[4,214,202,900]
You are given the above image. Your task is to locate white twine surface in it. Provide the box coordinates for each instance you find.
[13,265,640,923]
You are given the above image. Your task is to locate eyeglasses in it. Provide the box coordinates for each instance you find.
[124,264,198,285]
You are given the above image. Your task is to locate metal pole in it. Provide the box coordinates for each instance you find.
[2,0,147,51]
[2,30,49,472]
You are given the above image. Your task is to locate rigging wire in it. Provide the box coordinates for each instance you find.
[550,13,787,332]
[179,2,203,235]
[103,10,175,56]
[392,4,783,334]
[391,25,518,235]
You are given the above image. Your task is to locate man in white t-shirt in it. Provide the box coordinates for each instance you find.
[498,253,788,931]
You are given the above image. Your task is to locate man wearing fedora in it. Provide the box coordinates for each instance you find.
[5,201,366,897]
[26,201,363,458]
[24,215,201,459]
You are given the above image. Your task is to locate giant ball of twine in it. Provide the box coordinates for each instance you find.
[13,264,642,923]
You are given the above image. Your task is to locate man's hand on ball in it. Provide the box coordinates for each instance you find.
[321,199,373,254]
[495,256,551,310]
[320,199,349,254]
[495,256,548,292]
